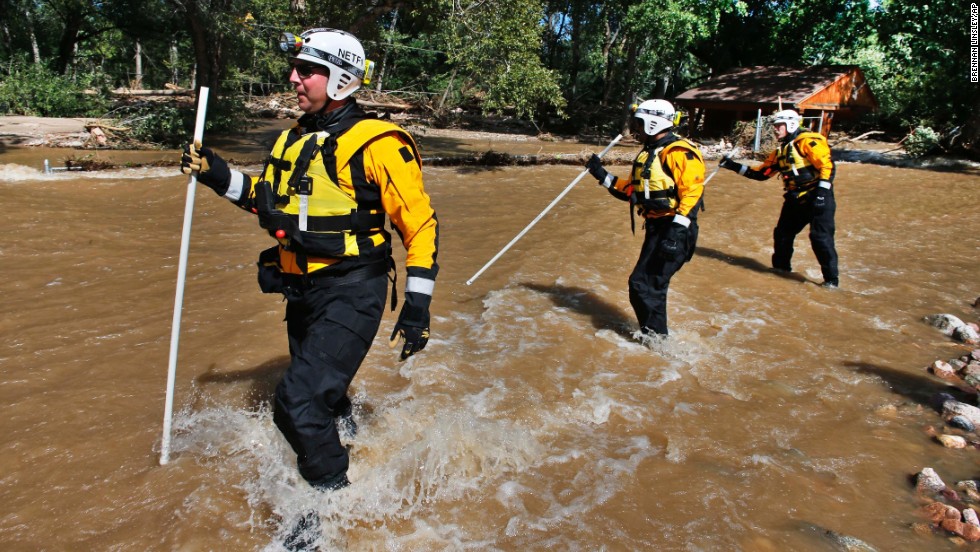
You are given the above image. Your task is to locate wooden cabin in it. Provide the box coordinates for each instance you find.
[674,65,878,137]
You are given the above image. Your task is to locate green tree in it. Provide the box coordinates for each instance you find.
[424,0,565,120]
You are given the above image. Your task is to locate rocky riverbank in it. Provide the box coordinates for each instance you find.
[911,299,980,545]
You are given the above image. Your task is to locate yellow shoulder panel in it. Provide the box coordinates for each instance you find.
[335,119,421,169]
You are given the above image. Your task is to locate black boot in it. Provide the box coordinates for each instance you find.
[283,509,321,552]
[311,473,350,492]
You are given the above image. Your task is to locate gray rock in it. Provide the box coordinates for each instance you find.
[961,362,980,378]
[925,313,967,336]
[954,325,980,345]
[798,522,879,552]
[917,467,948,494]
[949,415,976,432]
[958,480,980,492]
[944,400,980,427]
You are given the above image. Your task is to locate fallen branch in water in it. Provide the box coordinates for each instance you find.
[832,130,885,147]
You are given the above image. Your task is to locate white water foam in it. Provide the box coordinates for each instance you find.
[0,163,181,181]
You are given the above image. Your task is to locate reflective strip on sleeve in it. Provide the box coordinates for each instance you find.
[406,276,435,296]
[818,180,832,189]
[737,165,748,176]
[601,174,616,189]
[225,170,245,201]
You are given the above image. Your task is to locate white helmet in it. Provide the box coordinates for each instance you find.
[631,99,676,137]
[772,109,801,134]
[285,28,374,101]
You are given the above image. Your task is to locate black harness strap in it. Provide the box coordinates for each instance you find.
[303,211,386,232]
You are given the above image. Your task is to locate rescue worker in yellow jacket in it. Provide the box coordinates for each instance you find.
[719,109,839,287]
[179,28,439,493]
[585,99,705,337]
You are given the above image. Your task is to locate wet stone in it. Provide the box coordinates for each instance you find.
[920,502,955,523]
[942,488,963,502]
[949,416,976,432]
[963,525,980,542]
[917,467,948,494]
[954,325,980,345]
[964,508,980,528]
[942,400,980,427]
[938,434,968,449]
[957,480,980,492]
[926,314,967,336]
[963,374,980,388]
[931,360,957,380]
[933,392,958,410]
[942,518,967,538]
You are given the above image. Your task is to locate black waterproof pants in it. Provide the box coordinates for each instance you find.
[771,189,838,283]
[628,217,698,335]
[272,272,387,488]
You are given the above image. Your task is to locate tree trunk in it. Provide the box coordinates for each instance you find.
[26,2,40,64]
[568,0,582,100]
[55,6,86,74]
[437,66,459,112]
[956,96,980,160]
[375,8,399,92]
[134,39,143,89]
[619,39,640,135]
[0,2,11,53]
[183,3,221,93]
[170,40,179,85]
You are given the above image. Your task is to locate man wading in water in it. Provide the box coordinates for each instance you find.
[584,100,706,338]
[719,109,840,288]
[179,28,439,549]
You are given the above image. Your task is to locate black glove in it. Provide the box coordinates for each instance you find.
[181,141,231,195]
[586,153,609,183]
[389,291,431,361]
[719,156,741,172]
[658,223,688,261]
[812,182,831,211]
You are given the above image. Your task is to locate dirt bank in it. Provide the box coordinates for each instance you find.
[0,116,100,147]
[3,114,979,174]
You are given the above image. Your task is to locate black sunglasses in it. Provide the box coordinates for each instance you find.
[291,63,321,78]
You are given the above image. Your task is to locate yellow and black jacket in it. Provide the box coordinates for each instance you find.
[222,105,438,288]
[740,131,834,196]
[602,134,705,224]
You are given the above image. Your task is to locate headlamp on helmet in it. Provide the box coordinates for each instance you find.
[280,28,375,101]
[278,32,302,54]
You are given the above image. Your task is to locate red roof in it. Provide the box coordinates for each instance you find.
[675,65,877,111]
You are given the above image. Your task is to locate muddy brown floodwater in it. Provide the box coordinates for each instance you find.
[1,130,979,551]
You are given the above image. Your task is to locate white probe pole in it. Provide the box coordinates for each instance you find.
[703,162,724,185]
[160,87,210,466]
[466,133,623,286]
[703,147,741,185]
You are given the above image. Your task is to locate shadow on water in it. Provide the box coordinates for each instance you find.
[696,246,811,284]
[520,282,635,339]
[196,356,290,409]
[844,360,968,411]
